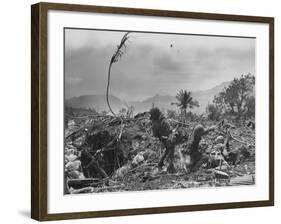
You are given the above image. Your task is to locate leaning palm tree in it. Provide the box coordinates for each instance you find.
[103,32,132,169]
[106,32,131,116]
[105,32,131,148]
[171,89,199,115]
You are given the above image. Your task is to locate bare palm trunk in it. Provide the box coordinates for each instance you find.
[106,63,116,116]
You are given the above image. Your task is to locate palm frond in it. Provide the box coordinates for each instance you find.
[110,32,131,64]
[172,89,199,111]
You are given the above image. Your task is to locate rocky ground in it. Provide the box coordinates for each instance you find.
[64,111,255,194]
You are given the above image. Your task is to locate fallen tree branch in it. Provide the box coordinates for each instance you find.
[229,131,254,146]
[229,175,255,186]
[66,126,87,140]
[69,186,94,194]
[67,178,101,189]
[128,162,157,173]
[168,118,190,127]
[92,184,125,191]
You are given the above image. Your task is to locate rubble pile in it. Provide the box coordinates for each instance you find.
[64,113,255,194]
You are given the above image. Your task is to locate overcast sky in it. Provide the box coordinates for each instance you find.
[65,28,255,101]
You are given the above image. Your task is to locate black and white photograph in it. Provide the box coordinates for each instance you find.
[64,28,256,194]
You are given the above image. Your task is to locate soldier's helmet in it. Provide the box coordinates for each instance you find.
[149,107,162,121]
[193,125,205,139]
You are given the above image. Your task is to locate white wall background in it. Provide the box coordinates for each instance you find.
[0,0,279,223]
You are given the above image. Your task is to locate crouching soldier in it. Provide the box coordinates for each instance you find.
[149,107,182,173]
[211,132,252,166]
[187,124,216,171]
[207,135,230,169]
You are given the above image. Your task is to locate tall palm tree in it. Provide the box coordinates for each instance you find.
[106,32,131,116]
[171,90,199,114]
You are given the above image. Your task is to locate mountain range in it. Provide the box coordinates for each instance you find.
[65,81,230,114]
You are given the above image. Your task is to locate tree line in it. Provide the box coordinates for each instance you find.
[168,73,255,122]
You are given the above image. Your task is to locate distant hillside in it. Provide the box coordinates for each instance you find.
[65,81,230,114]
[65,95,125,112]
[192,81,230,113]
[128,81,230,114]
[129,94,176,113]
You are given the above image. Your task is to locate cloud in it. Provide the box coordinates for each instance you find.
[154,54,182,71]
[65,29,255,101]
